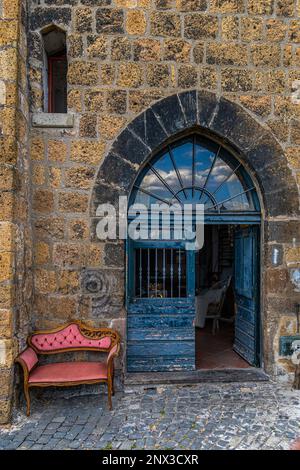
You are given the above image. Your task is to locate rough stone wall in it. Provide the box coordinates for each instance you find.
[26,0,300,382]
[0,0,32,423]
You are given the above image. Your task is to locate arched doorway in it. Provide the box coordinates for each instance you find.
[127,133,261,372]
[91,90,299,378]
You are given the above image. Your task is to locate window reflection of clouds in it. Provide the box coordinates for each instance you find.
[133,136,255,212]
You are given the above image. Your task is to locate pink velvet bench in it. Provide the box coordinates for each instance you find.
[15,321,120,416]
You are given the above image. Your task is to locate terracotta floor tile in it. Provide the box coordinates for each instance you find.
[196,322,250,369]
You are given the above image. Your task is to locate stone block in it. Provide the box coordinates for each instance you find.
[71,140,106,165]
[106,90,127,114]
[184,14,218,39]
[32,113,74,128]
[239,95,271,117]
[209,0,244,13]
[58,192,89,213]
[35,241,50,265]
[34,269,57,294]
[207,43,248,66]
[178,65,198,88]
[0,252,13,282]
[100,64,116,85]
[134,39,161,62]
[128,107,167,151]
[0,20,18,47]
[251,44,281,67]
[98,115,126,140]
[146,64,169,88]
[96,8,124,34]
[220,16,239,41]
[0,285,13,309]
[126,11,146,35]
[285,247,300,267]
[34,216,65,240]
[0,339,14,368]
[151,93,186,136]
[117,63,143,88]
[247,0,274,15]
[0,222,15,252]
[276,0,295,17]
[164,39,191,62]
[0,309,13,339]
[0,397,11,424]
[57,270,80,295]
[84,89,105,112]
[0,368,12,396]
[75,7,93,33]
[34,294,77,320]
[68,219,89,240]
[32,164,46,186]
[53,243,86,268]
[32,189,54,214]
[79,113,97,138]
[289,21,300,43]
[68,89,82,112]
[128,89,164,113]
[178,90,197,127]
[65,166,96,190]
[112,37,132,61]
[47,141,67,165]
[0,193,13,220]
[221,68,253,92]
[69,34,83,58]
[97,152,136,188]
[87,35,108,59]
[30,7,72,30]
[150,12,181,37]
[265,19,287,42]
[68,61,98,86]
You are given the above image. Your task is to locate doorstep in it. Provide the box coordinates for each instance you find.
[124,368,269,386]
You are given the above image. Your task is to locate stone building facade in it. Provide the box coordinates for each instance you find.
[0,0,300,423]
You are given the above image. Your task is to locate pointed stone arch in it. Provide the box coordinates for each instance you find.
[91,90,299,223]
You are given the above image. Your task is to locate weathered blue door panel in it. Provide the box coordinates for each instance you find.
[127,296,195,372]
[128,327,194,341]
[127,240,196,372]
[127,355,195,372]
[233,226,260,366]
[128,314,193,330]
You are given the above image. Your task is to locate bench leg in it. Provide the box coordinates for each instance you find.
[112,370,115,396]
[107,380,113,411]
[24,384,31,417]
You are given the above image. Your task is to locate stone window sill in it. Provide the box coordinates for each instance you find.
[32,113,74,128]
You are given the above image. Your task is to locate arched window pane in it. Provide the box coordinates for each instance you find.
[131,135,258,213]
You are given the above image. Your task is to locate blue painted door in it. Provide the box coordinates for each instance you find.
[127,242,195,372]
[233,226,260,366]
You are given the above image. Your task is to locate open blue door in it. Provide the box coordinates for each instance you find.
[233,226,260,366]
[127,242,195,372]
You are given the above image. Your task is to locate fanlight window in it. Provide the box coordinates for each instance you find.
[131,136,258,213]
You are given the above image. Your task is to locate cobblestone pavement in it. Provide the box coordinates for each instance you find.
[0,382,300,450]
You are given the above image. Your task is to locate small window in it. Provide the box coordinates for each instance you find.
[135,248,187,298]
[42,27,67,113]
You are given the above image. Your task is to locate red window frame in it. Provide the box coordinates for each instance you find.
[48,54,67,113]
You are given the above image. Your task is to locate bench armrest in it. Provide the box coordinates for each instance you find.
[106,344,120,369]
[15,347,39,376]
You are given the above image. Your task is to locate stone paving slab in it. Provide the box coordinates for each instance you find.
[0,382,299,450]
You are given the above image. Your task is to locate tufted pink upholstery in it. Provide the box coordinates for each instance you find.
[28,361,108,384]
[30,323,112,352]
[18,347,38,373]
